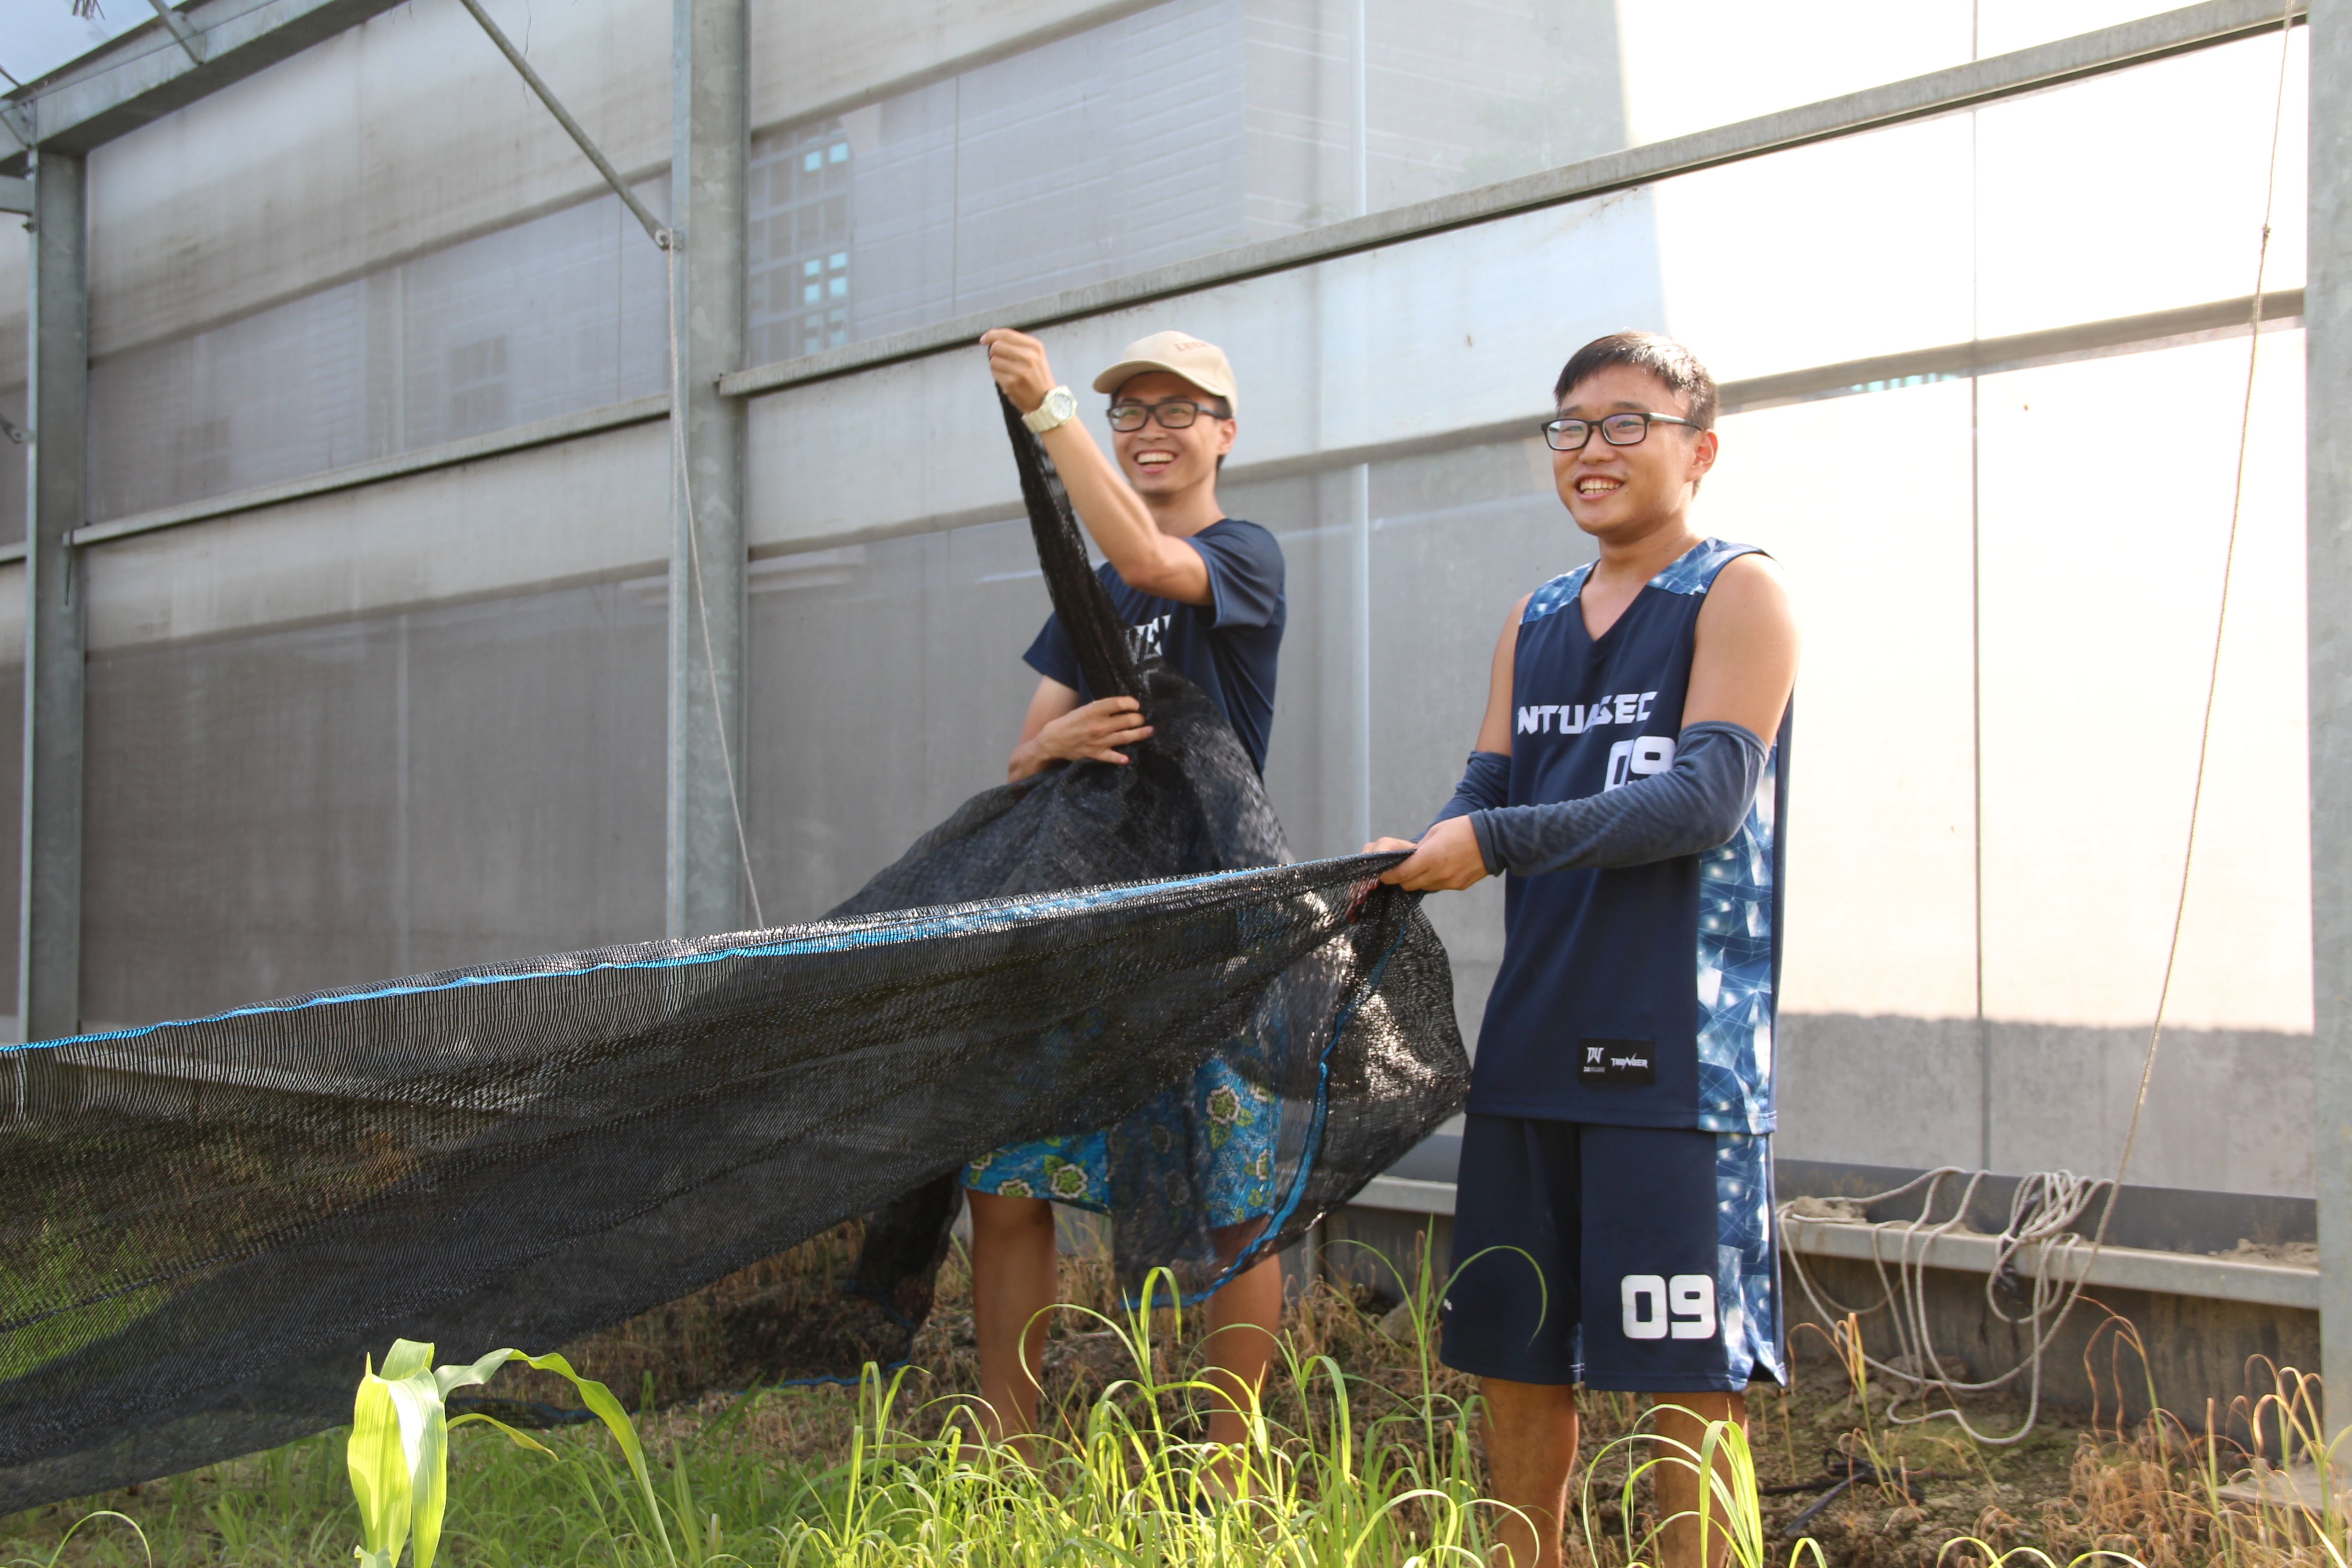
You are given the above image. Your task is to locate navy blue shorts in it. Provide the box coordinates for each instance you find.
[1439,1115,1786,1392]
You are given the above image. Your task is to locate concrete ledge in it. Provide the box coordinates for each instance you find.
[1339,1176,2318,1310]
[1352,1175,1458,1217]
[1779,1215,2319,1311]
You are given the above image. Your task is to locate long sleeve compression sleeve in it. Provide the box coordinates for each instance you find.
[1425,750,1511,833]
[1466,720,1766,877]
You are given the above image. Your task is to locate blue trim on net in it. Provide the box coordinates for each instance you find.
[1145,891,1418,1309]
[0,862,1315,1056]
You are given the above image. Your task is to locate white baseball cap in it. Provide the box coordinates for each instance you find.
[1092,330,1239,416]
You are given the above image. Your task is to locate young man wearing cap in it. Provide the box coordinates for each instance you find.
[1367,332,1797,1568]
[968,326,1289,1477]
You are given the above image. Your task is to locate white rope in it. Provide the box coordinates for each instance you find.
[664,239,767,932]
[1781,1168,2107,1444]
[1775,0,2296,1444]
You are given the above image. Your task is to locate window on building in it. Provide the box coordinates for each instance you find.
[748,121,853,364]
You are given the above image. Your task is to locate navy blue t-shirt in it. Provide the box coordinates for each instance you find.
[1023,519,1285,772]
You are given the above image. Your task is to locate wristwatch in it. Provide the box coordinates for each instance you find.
[1022,385,1078,434]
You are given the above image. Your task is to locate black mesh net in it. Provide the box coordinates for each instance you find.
[0,394,1468,1514]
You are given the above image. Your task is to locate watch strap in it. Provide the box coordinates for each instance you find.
[1021,386,1076,434]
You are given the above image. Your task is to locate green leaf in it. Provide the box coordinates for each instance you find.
[445,1411,558,1456]
[434,1347,519,1401]
[378,1339,437,1382]
[517,1350,677,1566]
[347,1361,412,1568]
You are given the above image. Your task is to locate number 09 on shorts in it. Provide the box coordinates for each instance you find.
[1622,1273,1717,1340]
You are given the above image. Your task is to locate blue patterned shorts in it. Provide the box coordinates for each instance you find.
[961,1054,1279,1230]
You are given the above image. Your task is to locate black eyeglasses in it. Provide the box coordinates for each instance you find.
[1107,398,1231,432]
[1542,411,1699,452]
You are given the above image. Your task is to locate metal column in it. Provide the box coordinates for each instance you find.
[2310,0,2352,1432]
[19,152,86,1044]
[664,0,751,938]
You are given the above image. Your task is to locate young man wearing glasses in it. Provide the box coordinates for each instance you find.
[968,326,1288,1478]
[1367,332,1798,1568]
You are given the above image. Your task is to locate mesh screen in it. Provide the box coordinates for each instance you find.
[0,396,1467,1511]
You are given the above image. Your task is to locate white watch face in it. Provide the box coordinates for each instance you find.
[1045,387,1077,422]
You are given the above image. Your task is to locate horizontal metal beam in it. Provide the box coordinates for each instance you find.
[69,392,668,548]
[1727,289,2306,411]
[721,0,2306,401]
[2,0,410,169]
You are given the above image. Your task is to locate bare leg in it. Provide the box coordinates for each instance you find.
[967,1191,1058,1459]
[1480,1377,1579,1568]
[1194,1220,1283,1495]
[1649,1391,1749,1568]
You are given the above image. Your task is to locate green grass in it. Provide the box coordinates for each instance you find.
[5,1251,2347,1568]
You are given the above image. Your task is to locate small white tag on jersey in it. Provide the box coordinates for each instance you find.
[1578,1039,1656,1086]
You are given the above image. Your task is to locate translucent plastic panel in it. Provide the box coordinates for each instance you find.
[1642,31,2300,377]
[399,186,671,450]
[1617,1,2197,147]
[81,583,666,1029]
[748,0,1641,355]
[1975,333,2308,1194]
[86,184,668,521]
[1361,0,1627,210]
[1616,1,1972,147]
[743,524,1061,924]
[1695,382,1982,1172]
[1974,29,2308,337]
[1977,332,2308,1036]
[755,32,2303,549]
[1700,383,1980,1024]
[749,120,858,365]
[745,191,1668,545]
[87,279,368,520]
[1651,113,1975,379]
[1976,0,2238,56]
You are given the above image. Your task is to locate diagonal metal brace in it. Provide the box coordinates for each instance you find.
[453,0,669,250]
[144,0,207,66]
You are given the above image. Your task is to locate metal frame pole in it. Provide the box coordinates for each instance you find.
[664,0,750,938]
[2310,0,2352,1433]
[19,152,86,1044]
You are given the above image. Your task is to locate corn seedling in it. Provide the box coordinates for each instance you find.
[345,1338,674,1568]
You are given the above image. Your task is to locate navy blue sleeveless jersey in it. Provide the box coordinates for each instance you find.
[1470,539,1787,1133]
[1024,519,1285,773]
